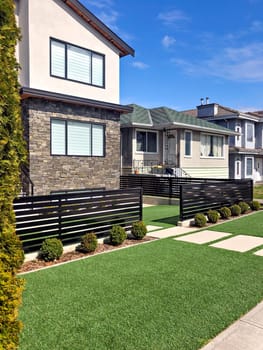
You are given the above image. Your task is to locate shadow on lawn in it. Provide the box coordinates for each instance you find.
[152,215,180,226]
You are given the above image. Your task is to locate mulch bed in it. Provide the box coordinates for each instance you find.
[19,236,157,274]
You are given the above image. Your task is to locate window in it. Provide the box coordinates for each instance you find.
[200,134,224,157]
[50,38,105,87]
[184,131,192,156]
[136,130,157,153]
[51,119,105,156]
[246,123,253,142]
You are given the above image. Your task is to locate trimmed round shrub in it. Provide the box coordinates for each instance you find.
[230,204,241,216]
[76,232,98,253]
[207,210,219,224]
[194,213,207,227]
[109,225,127,246]
[131,221,147,240]
[39,238,63,261]
[219,206,231,219]
[249,200,261,211]
[238,201,250,214]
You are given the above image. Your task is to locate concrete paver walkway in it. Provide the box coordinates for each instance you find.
[210,234,263,252]
[174,230,231,244]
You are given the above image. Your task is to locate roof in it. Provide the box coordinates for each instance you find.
[61,0,134,57]
[20,87,133,113]
[121,104,237,135]
[184,103,262,122]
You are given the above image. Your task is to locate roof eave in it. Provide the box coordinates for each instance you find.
[62,0,135,57]
[20,87,133,113]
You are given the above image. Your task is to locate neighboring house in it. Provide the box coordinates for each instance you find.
[15,0,134,195]
[183,101,263,182]
[121,104,236,178]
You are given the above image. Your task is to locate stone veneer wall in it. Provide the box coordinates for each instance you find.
[21,98,121,195]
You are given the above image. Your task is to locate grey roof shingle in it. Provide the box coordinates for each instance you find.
[121,104,236,135]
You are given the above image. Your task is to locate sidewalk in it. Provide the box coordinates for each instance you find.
[200,300,263,350]
[148,225,263,350]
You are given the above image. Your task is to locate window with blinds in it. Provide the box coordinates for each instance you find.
[50,38,105,87]
[200,134,224,157]
[51,119,105,157]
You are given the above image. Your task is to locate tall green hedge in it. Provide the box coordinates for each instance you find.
[0,0,27,349]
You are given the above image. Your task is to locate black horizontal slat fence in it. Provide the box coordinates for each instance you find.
[120,175,253,221]
[14,188,143,252]
[180,179,253,220]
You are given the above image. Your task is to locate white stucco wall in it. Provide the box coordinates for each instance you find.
[16,0,120,103]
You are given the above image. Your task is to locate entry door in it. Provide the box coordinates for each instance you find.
[165,132,176,165]
[235,159,241,179]
[255,158,263,181]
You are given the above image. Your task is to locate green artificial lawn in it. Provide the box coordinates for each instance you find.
[209,210,263,237]
[254,184,263,199]
[143,205,179,228]
[19,238,263,350]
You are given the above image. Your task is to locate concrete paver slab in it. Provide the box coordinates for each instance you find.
[174,230,231,244]
[149,226,195,239]
[254,249,263,257]
[210,235,263,252]
[146,225,162,232]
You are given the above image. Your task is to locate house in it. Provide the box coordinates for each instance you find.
[120,104,237,178]
[15,0,134,195]
[183,101,263,182]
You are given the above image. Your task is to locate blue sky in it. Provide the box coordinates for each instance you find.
[80,0,263,112]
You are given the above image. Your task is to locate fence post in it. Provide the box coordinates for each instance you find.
[179,185,183,221]
[58,197,62,240]
[139,187,143,221]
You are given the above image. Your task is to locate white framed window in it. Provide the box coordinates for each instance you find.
[235,124,241,147]
[200,134,224,157]
[136,130,157,153]
[245,122,254,148]
[245,157,253,177]
[184,131,192,156]
[50,38,105,87]
[51,119,105,157]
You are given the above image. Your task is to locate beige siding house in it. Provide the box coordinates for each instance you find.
[121,104,236,178]
[15,0,134,195]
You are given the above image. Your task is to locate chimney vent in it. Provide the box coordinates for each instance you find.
[206,97,210,104]
[200,98,204,105]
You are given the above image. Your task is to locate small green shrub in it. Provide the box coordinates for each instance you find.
[131,221,147,240]
[109,225,127,246]
[76,233,98,253]
[39,238,63,262]
[207,210,219,223]
[238,201,250,214]
[249,200,261,211]
[219,206,231,219]
[230,204,241,216]
[194,213,207,227]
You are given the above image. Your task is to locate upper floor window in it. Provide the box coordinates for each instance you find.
[200,134,224,157]
[245,123,254,148]
[51,119,105,157]
[184,131,192,156]
[50,38,105,87]
[136,130,157,153]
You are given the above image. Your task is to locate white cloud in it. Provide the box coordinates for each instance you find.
[172,43,263,82]
[162,35,176,48]
[132,61,149,69]
[158,9,189,25]
[83,0,114,9]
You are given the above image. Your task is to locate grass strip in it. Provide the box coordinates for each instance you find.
[143,205,179,228]
[209,210,263,237]
[19,238,263,350]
